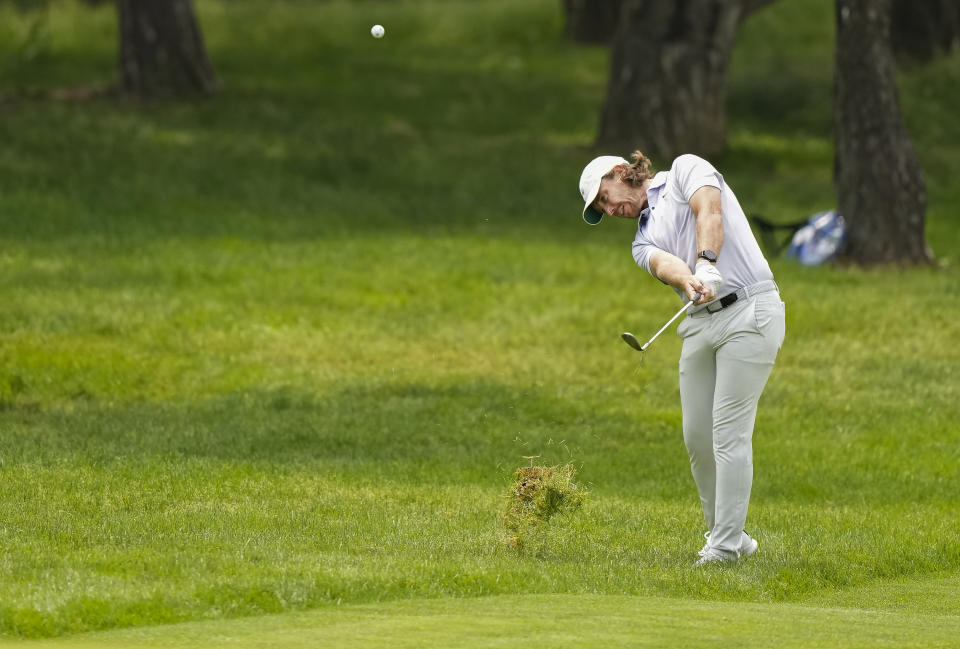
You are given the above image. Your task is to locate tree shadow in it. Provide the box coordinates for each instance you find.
[2,380,685,491]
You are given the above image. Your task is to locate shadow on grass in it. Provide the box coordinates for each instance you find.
[1,380,685,489]
[3,377,958,506]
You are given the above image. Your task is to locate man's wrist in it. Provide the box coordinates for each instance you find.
[697,249,718,264]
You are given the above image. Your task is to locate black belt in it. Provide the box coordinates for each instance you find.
[706,292,740,313]
[692,280,780,316]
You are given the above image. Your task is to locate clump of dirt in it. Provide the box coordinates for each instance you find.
[501,462,587,550]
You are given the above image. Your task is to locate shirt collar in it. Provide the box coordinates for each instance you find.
[645,171,669,212]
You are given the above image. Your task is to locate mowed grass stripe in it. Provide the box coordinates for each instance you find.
[2,593,959,649]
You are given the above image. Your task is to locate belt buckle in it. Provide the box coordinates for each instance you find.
[705,301,725,314]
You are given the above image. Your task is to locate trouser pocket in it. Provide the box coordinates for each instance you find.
[753,294,786,350]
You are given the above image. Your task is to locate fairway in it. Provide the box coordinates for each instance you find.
[1,0,959,645]
[4,587,960,649]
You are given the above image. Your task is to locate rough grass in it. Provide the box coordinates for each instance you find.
[0,0,958,641]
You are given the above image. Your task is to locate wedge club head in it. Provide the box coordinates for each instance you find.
[621,292,702,353]
[621,332,644,351]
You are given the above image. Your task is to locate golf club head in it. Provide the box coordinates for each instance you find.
[621,332,644,352]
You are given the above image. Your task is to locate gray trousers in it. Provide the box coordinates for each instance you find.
[677,289,785,557]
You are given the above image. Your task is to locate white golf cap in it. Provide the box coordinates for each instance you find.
[579,155,628,225]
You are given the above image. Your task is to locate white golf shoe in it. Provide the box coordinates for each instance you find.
[693,548,736,567]
[698,530,759,559]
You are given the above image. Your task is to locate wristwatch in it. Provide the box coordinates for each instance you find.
[697,249,718,263]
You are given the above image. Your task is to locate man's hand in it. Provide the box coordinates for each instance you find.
[694,261,723,302]
[649,250,720,305]
[679,274,709,305]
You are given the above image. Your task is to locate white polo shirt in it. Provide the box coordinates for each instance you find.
[631,154,773,299]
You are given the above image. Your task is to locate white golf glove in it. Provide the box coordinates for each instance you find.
[694,260,723,301]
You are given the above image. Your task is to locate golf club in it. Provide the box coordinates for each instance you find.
[622,291,702,352]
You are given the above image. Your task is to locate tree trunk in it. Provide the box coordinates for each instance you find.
[595,0,768,160]
[890,0,960,62]
[118,0,219,96]
[834,0,931,265]
[562,0,627,44]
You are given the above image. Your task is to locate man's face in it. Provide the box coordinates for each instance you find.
[592,174,646,219]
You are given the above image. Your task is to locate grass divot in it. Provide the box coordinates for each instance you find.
[501,459,587,551]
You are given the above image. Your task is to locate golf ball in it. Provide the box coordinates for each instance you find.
[371,24,385,39]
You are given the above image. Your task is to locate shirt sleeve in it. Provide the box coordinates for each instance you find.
[672,154,722,202]
[631,227,657,276]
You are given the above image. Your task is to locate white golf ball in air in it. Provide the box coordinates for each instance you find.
[371,24,385,39]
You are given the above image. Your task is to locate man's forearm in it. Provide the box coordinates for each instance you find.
[649,250,696,293]
[649,249,716,305]
[696,210,724,256]
[690,186,724,257]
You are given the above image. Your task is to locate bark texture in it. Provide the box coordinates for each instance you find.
[595,0,770,159]
[834,0,931,265]
[118,0,219,96]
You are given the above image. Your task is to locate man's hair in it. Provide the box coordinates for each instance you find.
[604,150,654,187]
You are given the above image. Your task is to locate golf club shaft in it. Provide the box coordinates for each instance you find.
[640,293,701,351]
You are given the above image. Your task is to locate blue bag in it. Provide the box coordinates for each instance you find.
[786,211,846,266]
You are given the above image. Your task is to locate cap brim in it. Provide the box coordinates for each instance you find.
[582,206,603,225]
[581,182,603,225]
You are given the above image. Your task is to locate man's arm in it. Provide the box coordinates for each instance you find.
[647,184,725,306]
[649,250,710,305]
[689,185,724,258]
[687,185,725,303]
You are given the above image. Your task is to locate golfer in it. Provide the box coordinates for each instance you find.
[578,151,785,566]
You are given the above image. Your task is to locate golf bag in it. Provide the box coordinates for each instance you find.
[786,210,846,266]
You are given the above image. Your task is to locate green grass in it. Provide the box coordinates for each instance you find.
[4,591,960,649]
[1,0,959,644]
